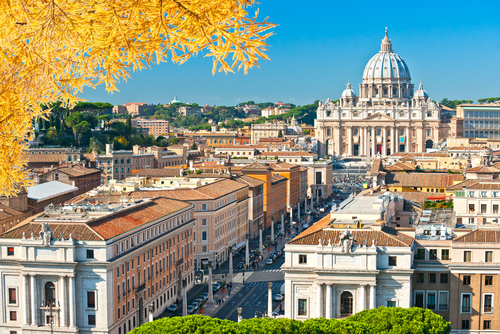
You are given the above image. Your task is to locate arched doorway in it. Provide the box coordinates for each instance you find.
[138,298,144,325]
[340,291,353,317]
[426,139,433,149]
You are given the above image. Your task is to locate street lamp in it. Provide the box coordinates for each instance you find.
[182,279,188,316]
[254,311,266,318]
[237,307,243,323]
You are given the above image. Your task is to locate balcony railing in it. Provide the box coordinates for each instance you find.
[438,304,448,311]
[462,306,471,313]
[427,304,435,310]
[484,306,493,313]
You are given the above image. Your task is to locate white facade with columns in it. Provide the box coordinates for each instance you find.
[283,226,414,320]
[316,31,443,159]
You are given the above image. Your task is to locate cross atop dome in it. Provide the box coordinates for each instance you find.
[381,29,392,52]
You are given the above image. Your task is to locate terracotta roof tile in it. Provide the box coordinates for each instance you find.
[446,180,479,190]
[0,204,26,220]
[132,169,182,177]
[370,158,383,174]
[241,162,270,172]
[466,166,500,173]
[234,175,265,187]
[398,192,438,204]
[271,174,287,184]
[40,166,101,177]
[384,162,416,171]
[258,152,315,157]
[385,173,464,188]
[26,153,67,163]
[453,229,500,243]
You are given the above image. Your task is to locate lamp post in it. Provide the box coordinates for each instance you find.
[148,303,154,322]
[255,311,266,318]
[208,260,214,303]
[228,246,233,284]
[182,279,188,316]
[271,219,275,245]
[268,282,273,317]
[259,223,263,254]
[237,307,243,323]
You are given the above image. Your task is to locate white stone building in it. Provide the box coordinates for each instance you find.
[282,223,414,319]
[0,197,195,334]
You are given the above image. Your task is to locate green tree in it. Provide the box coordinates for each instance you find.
[88,136,105,154]
[277,130,283,138]
[125,116,132,136]
[190,143,198,150]
[169,137,180,145]
[72,121,90,146]
[65,112,84,140]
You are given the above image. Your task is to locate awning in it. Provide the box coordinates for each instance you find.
[232,241,246,252]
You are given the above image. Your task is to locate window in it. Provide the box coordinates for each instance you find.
[386,301,396,307]
[388,256,397,266]
[298,299,307,316]
[428,273,436,283]
[202,246,207,253]
[464,251,472,262]
[201,204,207,211]
[485,276,493,286]
[9,311,16,321]
[439,291,449,311]
[429,249,437,260]
[462,294,471,313]
[481,204,487,213]
[463,275,471,285]
[8,288,16,304]
[88,314,96,326]
[494,204,499,213]
[415,249,425,260]
[426,292,436,310]
[440,273,448,284]
[299,254,307,264]
[462,320,470,329]
[7,247,14,256]
[484,320,491,330]
[44,282,56,306]
[202,232,207,241]
[87,291,96,308]
[441,249,450,260]
[486,251,493,263]
[414,291,424,308]
[416,273,424,283]
[484,294,493,313]
[86,249,94,259]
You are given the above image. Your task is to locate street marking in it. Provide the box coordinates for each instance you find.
[224,287,256,319]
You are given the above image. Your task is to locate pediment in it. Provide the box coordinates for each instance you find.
[363,113,396,121]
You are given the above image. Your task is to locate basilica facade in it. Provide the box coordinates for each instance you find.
[316,31,443,159]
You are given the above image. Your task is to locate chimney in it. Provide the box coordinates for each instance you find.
[189,161,193,170]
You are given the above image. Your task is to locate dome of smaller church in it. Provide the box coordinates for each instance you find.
[413,83,428,98]
[341,83,356,98]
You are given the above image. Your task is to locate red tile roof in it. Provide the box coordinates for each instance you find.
[454,229,500,243]
[385,173,464,188]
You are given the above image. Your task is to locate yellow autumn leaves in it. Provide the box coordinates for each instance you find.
[0,0,275,196]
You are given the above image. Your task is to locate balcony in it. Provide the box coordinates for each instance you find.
[462,306,471,313]
[176,259,183,266]
[438,304,448,311]
[136,283,146,293]
[427,304,435,310]
[484,306,493,313]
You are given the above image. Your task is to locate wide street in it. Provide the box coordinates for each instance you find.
[159,177,361,322]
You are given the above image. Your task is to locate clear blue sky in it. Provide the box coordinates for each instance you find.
[80,0,500,107]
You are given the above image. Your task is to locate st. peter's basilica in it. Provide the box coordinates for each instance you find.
[316,31,448,159]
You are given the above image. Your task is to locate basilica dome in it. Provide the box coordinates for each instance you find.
[362,31,411,81]
[413,83,428,98]
[341,82,356,98]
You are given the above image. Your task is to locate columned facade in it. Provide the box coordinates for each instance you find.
[316,31,442,159]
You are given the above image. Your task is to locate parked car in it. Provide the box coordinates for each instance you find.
[195,298,203,305]
[187,305,195,314]
[274,293,284,301]
[236,262,244,269]
[202,292,209,300]
[167,304,178,312]
[266,258,273,265]
[212,283,220,292]
[192,302,199,311]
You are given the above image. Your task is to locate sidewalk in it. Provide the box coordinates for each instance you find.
[202,282,245,316]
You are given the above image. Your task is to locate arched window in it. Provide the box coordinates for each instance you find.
[45,282,56,307]
[480,131,484,138]
[495,131,499,139]
[340,291,353,316]
[400,128,405,136]
[327,128,331,137]
[377,128,382,136]
[475,131,479,138]
[491,121,494,128]
[354,128,359,136]
[464,131,468,137]
[475,121,479,128]
[464,120,468,127]
[480,121,484,128]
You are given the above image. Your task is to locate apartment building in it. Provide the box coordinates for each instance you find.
[235,175,265,238]
[300,159,333,200]
[128,179,249,271]
[258,138,296,150]
[251,122,287,144]
[271,162,301,214]
[113,102,154,116]
[0,197,195,334]
[132,145,184,169]
[241,162,287,228]
[214,145,267,158]
[37,165,102,195]
[452,180,500,225]
[177,106,202,117]
[131,118,170,137]
[257,151,317,163]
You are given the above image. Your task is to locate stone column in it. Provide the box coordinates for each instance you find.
[271,219,274,244]
[30,274,37,326]
[332,285,336,318]
[60,276,67,327]
[69,276,76,328]
[268,282,273,316]
[325,284,332,319]
[407,126,412,152]
[369,285,376,309]
[245,239,249,270]
[317,284,323,318]
[259,226,263,255]
[334,126,341,157]
[391,127,396,155]
[416,126,424,153]
[371,127,376,156]
[228,248,233,284]
[208,264,214,303]
[364,127,369,157]
[289,207,292,226]
[23,275,29,325]
[359,285,366,312]
[298,203,301,224]
[182,280,187,316]
[281,212,284,228]
[382,127,387,156]
[394,127,399,153]
[348,126,353,156]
